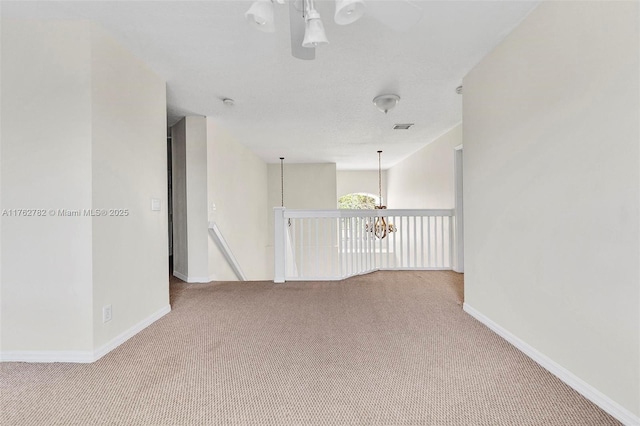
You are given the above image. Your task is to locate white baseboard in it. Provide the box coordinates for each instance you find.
[93,304,171,361]
[172,270,188,281]
[1,304,171,364]
[172,270,213,283]
[463,303,640,426]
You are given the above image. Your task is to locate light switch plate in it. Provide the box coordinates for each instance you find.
[151,198,161,211]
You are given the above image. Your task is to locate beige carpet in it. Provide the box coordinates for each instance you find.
[1,271,618,425]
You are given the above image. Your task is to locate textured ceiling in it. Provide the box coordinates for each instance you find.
[1,1,539,170]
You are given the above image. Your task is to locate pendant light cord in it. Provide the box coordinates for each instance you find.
[377,150,382,207]
[280,157,285,207]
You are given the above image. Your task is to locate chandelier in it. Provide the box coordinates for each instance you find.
[366,150,397,239]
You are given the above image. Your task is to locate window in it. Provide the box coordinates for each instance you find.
[338,193,379,209]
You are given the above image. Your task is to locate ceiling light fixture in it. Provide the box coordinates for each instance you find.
[372,94,400,114]
[245,0,424,61]
[334,0,366,25]
[302,0,329,48]
[245,0,275,33]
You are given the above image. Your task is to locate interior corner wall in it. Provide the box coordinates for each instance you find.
[206,118,269,281]
[463,1,639,419]
[0,20,94,352]
[90,24,169,350]
[1,19,169,359]
[386,124,461,209]
[336,171,387,203]
[184,117,209,281]
[170,117,209,283]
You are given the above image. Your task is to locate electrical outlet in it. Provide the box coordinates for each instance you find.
[103,305,112,323]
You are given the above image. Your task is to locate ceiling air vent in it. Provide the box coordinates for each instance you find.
[393,123,414,130]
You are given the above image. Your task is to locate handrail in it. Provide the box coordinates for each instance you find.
[283,208,454,218]
[208,221,247,281]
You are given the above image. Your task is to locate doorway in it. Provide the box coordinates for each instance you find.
[167,134,173,275]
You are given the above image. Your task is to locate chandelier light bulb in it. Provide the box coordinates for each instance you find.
[245,0,275,33]
[302,9,329,48]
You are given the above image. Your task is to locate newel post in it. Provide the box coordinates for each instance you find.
[274,207,286,283]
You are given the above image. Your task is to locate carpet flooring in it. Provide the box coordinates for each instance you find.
[1,271,619,425]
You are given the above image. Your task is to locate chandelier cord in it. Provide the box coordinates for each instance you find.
[280,157,284,207]
[377,150,382,207]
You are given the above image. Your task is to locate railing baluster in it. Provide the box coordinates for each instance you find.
[354,216,359,274]
[448,215,454,269]
[420,216,424,268]
[350,217,355,276]
[339,218,343,278]
[299,218,304,277]
[413,216,418,268]
[370,215,374,271]
[368,216,372,272]
[330,218,335,278]
[353,217,360,274]
[399,216,404,268]
[440,216,445,268]
[427,216,431,267]
[313,218,317,278]
[394,216,398,268]
[321,217,325,278]
[364,216,368,272]
[362,217,366,272]
[435,216,440,268]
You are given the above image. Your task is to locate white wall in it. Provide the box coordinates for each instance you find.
[386,124,461,209]
[266,163,337,277]
[90,24,169,349]
[172,117,210,282]
[1,20,94,352]
[171,117,210,282]
[1,20,169,359]
[184,117,209,281]
[336,171,386,204]
[267,163,338,213]
[206,119,269,281]
[463,1,639,420]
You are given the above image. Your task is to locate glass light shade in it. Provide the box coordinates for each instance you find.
[302,10,329,47]
[372,94,400,114]
[245,0,275,33]
[334,0,365,25]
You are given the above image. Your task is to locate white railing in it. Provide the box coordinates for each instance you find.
[208,221,247,281]
[274,208,455,282]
